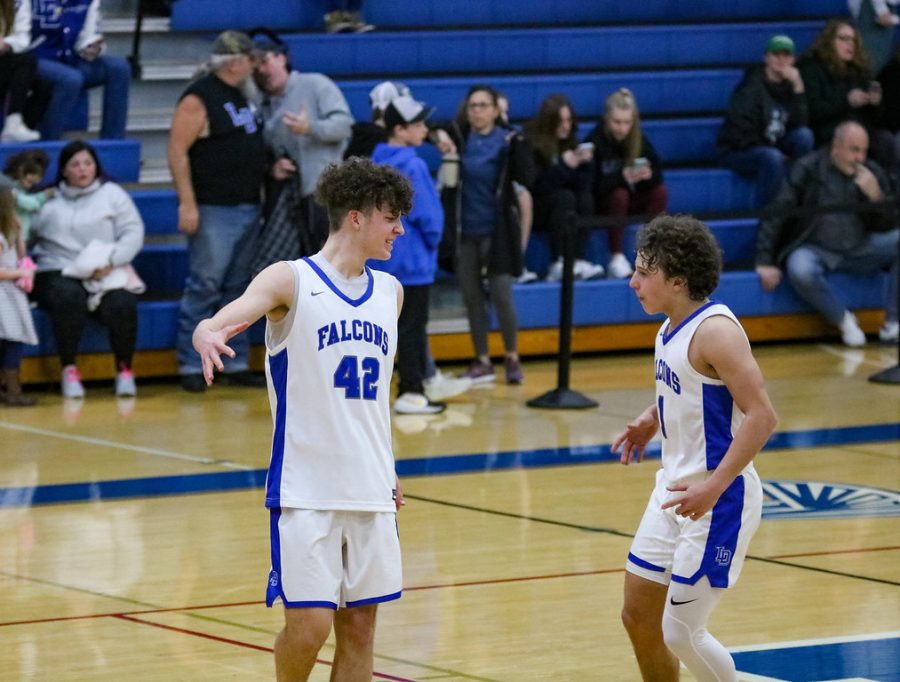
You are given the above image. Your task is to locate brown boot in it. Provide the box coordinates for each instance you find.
[2,369,37,407]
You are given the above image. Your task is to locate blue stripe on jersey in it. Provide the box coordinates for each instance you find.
[346,590,402,608]
[661,300,717,345]
[265,348,289,508]
[266,507,283,607]
[702,383,734,470]
[302,257,374,307]
[628,551,667,572]
[671,475,745,588]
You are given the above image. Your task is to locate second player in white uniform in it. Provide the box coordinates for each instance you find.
[613,215,778,682]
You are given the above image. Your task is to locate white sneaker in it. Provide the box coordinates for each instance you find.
[879,321,899,344]
[838,312,866,347]
[573,259,605,280]
[1,113,40,142]
[61,364,85,399]
[394,392,446,415]
[517,268,539,284]
[545,259,563,282]
[115,368,137,397]
[423,370,472,402]
[607,253,634,278]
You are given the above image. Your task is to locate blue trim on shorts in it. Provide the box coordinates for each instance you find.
[280,599,338,610]
[345,590,402,608]
[671,475,745,587]
[627,551,666,573]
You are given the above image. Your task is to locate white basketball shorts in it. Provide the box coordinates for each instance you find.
[626,467,762,588]
[266,507,402,609]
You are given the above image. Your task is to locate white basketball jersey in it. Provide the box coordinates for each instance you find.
[263,255,399,512]
[654,302,754,482]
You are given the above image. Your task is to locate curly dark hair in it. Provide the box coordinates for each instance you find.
[636,214,722,301]
[315,157,413,232]
[3,149,50,180]
[806,19,872,79]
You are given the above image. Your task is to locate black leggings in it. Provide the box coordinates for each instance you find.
[33,271,137,369]
[532,188,593,259]
[0,51,37,115]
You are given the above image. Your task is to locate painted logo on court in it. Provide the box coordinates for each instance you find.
[762,480,900,520]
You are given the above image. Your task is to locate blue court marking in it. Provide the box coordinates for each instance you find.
[733,635,900,681]
[0,423,896,508]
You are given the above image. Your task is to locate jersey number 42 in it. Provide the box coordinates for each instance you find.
[334,355,379,400]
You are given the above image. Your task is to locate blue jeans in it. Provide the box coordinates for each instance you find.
[176,204,261,375]
[720,127,815,206]
[785,229,899,326]
[36,55,131,140]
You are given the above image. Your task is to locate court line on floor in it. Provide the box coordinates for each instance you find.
[113,614,415,682]
[0,420,254,471]
[3,422,895,508]
[406,493,900,588]
[3,543,898,630]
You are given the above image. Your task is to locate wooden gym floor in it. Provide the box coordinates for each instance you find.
[0,341,898,681]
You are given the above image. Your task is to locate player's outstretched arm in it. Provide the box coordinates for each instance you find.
[663,316,778,519]
[612,403,659,465]
[193,262,295,385]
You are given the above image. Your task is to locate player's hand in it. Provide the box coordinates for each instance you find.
[755,265,782,291]
[394,477,405,511]
[612,407,659,465]
[193,321,251,385]
[661,480,720,520]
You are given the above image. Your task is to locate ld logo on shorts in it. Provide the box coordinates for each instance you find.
[762,480,900,520]
[714,547,732,565]
[269,570,279,588]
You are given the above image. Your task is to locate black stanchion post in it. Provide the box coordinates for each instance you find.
[527,209,598,409]
[869,193,900,384]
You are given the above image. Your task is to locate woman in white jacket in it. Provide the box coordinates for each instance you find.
[31,141,145,398]
[0,0,40,141]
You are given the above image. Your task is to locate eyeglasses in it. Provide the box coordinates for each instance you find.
[467,102,493,110]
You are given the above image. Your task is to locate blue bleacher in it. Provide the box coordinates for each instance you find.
[172,0,847,31]
[0,139,141,184]
[281,23,822,77]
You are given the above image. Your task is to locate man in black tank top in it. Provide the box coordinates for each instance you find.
[168,31,267,392]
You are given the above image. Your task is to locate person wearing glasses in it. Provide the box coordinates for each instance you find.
[799,20,894,171]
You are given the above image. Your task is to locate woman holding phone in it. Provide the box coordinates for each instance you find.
[524,93,605,282]
[585,88,668,278]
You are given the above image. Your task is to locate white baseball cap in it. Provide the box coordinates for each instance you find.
[383,95,435,129]
[368,81,411,113]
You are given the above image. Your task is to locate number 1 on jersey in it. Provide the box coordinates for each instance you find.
[334,355,379,400]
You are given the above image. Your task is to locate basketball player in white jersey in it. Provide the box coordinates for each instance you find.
[192,157,412,681]
[612,214,778,682]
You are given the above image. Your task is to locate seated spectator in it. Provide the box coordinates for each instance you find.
[585,88,668,278]
[3,149,52,242]
[497,91,536,284]
[0,0,39,142]
[717,35,815,207]
[31,141,145,397]
[30,0,130,140]
[251,29,353,268]
[799,19,894,171]
[524,93,604,282]
[848,0,898,74]
[755,121,898,347]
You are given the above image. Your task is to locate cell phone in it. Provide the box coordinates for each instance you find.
[868,80,882,93]
[577,142,595,152]
[631,157,649,169]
